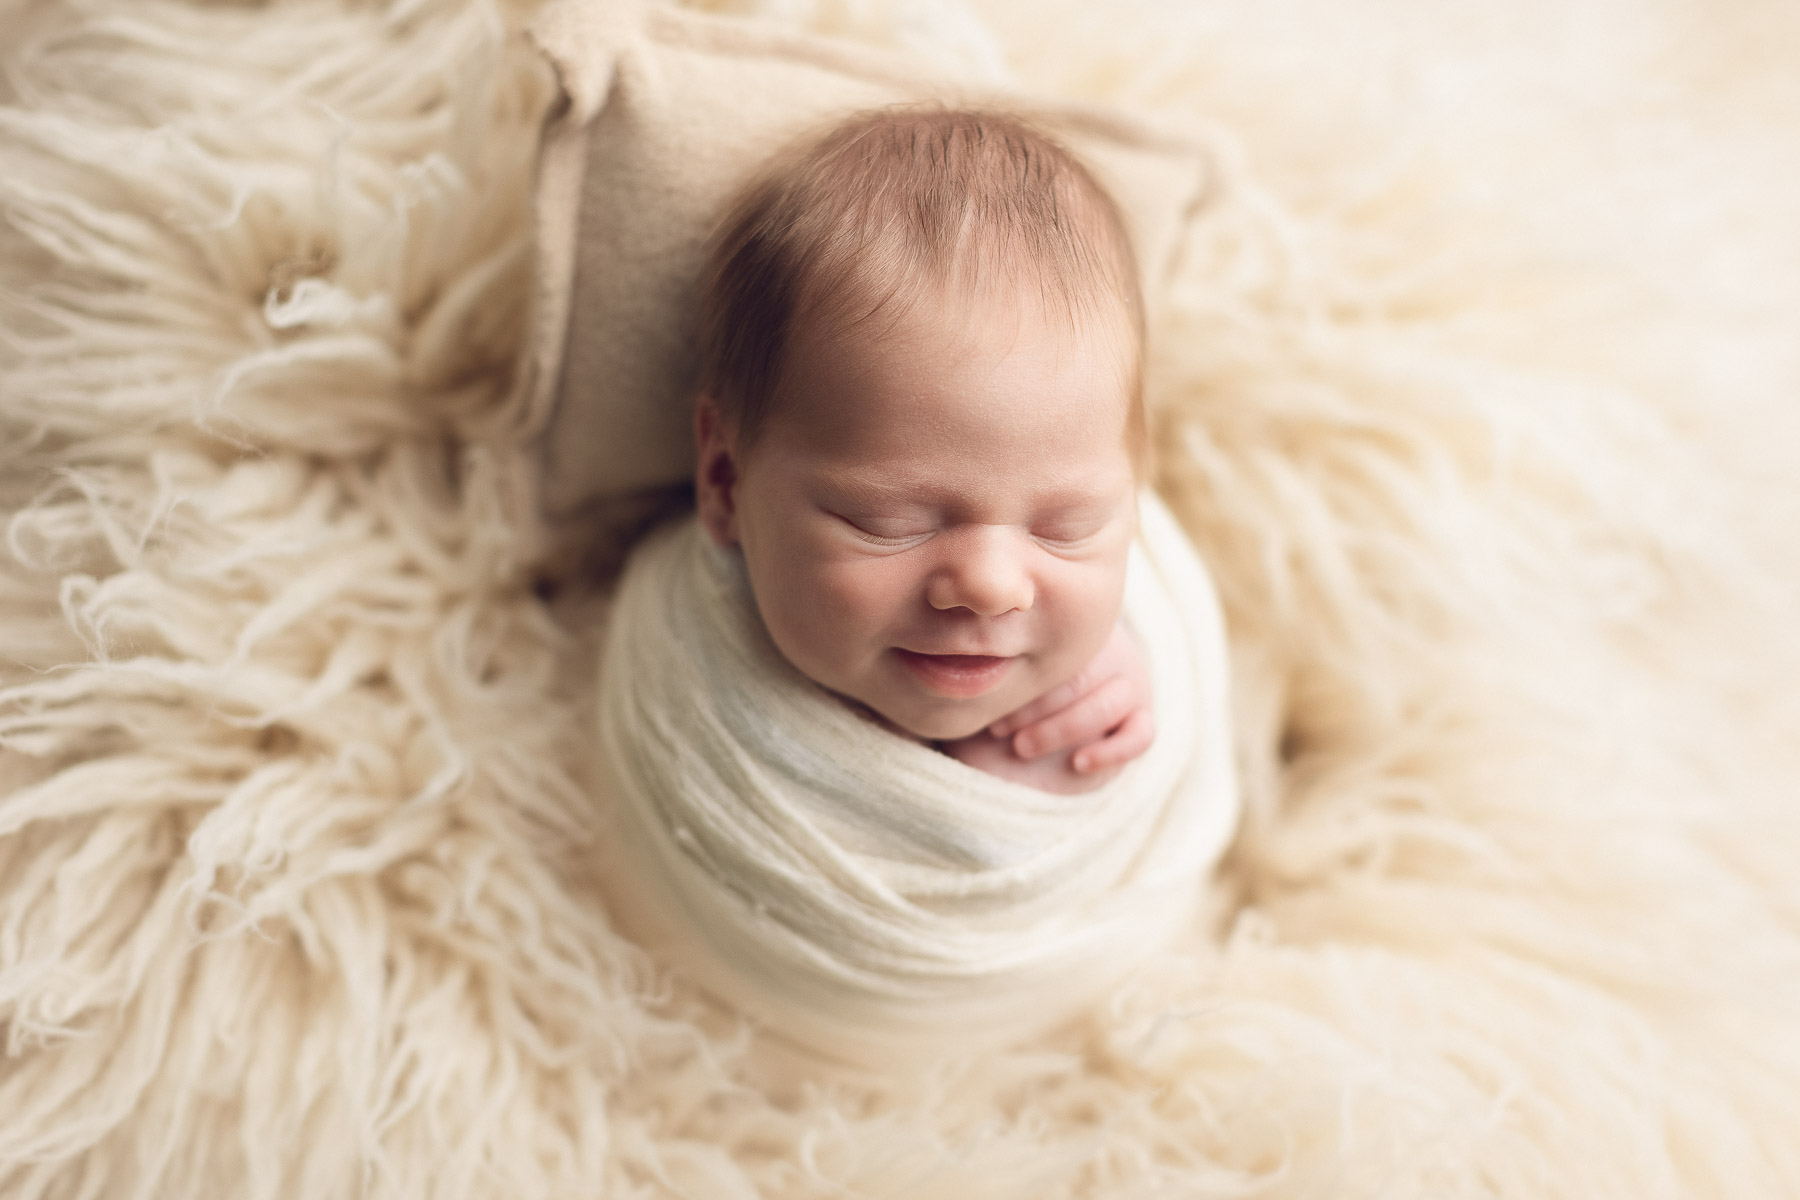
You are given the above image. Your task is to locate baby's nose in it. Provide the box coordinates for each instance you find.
[925,526,1034,617]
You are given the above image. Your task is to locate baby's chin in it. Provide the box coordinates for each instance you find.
[852,690,1014,745]
[887,706,996,745]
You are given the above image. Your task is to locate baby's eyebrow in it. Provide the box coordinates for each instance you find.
[1030,486,1126,513]
[810,470,922,508]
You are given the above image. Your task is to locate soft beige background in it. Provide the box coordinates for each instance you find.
[1,0,1796,1196]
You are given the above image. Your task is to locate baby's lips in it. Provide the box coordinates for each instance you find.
[892,649,1014,699]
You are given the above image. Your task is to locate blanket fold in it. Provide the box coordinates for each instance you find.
[594,492,1238,1067]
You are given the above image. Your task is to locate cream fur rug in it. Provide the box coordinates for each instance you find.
[3,0,1798,1196]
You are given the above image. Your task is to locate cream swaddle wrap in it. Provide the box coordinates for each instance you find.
[594,491,1238,1067]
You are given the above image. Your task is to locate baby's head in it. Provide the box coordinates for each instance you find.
[693,106,1147,741]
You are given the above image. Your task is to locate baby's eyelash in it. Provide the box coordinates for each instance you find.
[851,528,923,547]
[836,514,930,546]
[1032,524,1103,546]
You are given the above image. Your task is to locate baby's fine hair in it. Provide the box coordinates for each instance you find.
[696,105,1146,453]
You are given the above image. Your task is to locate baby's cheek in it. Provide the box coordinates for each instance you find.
[1052,561,1128,656]
[812,557,910,635]
[754,551,899,662]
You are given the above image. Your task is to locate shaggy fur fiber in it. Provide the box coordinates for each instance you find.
[2,0,1798,1196]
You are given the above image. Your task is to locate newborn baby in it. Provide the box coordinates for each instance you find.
[691,104,1154,794]
[594,105,1239,1062]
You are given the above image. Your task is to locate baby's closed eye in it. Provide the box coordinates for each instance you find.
[835,512,934,545]
[1029,508,1122,548]
[1031,520,1106,545]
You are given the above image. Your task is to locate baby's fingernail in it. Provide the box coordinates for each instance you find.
[1012,733,1037,759]
[1072,752,1091,772]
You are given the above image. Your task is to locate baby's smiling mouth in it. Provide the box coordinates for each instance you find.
[892,649,1015,698]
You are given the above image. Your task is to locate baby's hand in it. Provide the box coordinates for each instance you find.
[939,624,1154,794]
[990,622,1154,774]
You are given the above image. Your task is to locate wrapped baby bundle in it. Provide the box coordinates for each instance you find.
[594,492,1238,1068]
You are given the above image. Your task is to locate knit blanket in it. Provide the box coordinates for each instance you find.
[592,492,1237,1066]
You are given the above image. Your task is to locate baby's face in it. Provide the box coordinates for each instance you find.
[697,293,1138,742]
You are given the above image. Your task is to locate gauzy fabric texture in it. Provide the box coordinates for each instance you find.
[593,491,1238,1067]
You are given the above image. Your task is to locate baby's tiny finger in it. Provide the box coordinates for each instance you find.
[1012,676,1134,760]
[1072,707,1155,773]
[989,675,1083,738]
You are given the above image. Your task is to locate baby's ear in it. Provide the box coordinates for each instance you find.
[693,394,739,546]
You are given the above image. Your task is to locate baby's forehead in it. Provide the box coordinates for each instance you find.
[757,288,1139,462]
[793,269,1140,368]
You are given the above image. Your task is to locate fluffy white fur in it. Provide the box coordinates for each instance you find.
[1,0,1797,1196]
